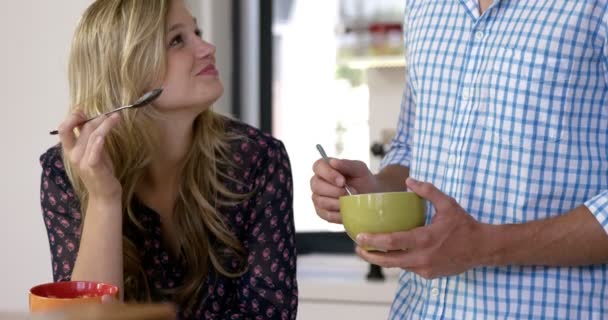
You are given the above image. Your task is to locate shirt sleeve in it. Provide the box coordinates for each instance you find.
[380,3,415,170]
[585,191,608,235]
[589,11,608,234]
[39,147,82,282]
[224,140,298,320]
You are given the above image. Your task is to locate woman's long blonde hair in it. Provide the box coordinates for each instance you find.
[65,0,246,308]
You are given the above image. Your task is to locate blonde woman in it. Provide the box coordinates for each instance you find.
[39,0,297,318]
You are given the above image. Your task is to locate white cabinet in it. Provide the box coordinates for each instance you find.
[297,254,401,320]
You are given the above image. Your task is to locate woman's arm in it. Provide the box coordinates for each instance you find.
[40,146,125,299]
[225,140,298,319]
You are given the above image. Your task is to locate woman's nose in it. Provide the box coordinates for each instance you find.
[194,39,215,59]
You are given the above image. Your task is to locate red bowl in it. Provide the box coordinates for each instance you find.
[29,281,119,312]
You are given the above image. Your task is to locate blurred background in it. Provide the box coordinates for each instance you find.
[0,0,406,318]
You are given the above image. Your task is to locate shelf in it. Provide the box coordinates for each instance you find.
[337,55,406,69]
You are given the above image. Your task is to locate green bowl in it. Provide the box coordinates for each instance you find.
[340,191,426,250]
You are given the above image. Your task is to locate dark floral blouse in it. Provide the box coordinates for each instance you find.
[39,120,298,319]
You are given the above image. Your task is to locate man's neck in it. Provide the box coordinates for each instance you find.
[479,0,493,14]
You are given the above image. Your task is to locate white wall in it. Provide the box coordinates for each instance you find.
[0,1,231,311]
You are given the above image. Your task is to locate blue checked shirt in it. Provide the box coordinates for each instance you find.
[381,1,608,319]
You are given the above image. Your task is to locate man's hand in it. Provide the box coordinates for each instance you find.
[356,178,489,279]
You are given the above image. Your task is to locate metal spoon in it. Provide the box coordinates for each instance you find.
[49,88,163,135]
[316,144,353,196]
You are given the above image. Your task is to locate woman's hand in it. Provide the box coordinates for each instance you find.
[57,111,122,201]
[310,158,377,223]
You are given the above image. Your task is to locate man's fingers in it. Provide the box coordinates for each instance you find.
[406,178,454,211]
[356,230,422,252]
[355,246,413,269]
[311,194,340,212]
[310,176,347,198]
[58,111,86,152]
[312,159,347,187]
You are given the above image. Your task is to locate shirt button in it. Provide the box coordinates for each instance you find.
[475,31,485,40]
[462,88,471,100]
[430,287,439,297]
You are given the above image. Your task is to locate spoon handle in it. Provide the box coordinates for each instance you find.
[316,144,353,195]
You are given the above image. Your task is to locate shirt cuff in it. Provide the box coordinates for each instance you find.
[584,189,608,234]
[379,146,411,170]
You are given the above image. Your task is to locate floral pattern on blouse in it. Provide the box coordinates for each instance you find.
[39,119,298,319]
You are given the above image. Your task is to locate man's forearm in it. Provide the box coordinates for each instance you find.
[480,205,608,267]
[376,165,410,192]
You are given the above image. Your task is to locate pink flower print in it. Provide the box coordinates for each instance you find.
[72,211,81,220]
[57,206,66,214]
[252,225,261,237]
[253,265,262,277]
[60,192,68,202]
[45,218,52,228]
[278,271,285,281]
[42,180,49,190]
[266,306,276,318]
[257,234,266,243]
[252,299,260,313]
[241,142,250,152]
[268,163,275,174]
[264,206,272,218]
[66,241,75,252]
[44,168,51,176]
[273,232,281,243]
[217,285,225,296]
[280,200,287,211]
[268,149,276,158]
[208,285,215,295]
[277,242,285,252]
[283,249,289,260]
[248,254,255,264]
[271,261,279,273]
[275,290,284,303]
[54,160,64,169]
[62,262,71,273]
[57,245,63,256]
[270,216,278,228]
[60,218,70,229]
[236,213,243,224]
[279,172,286,183]
[264,277,273,286]
[233,153,242,163]
[249,277,258,287]
[53,262,58,273]
[49,234,55,245]
[242,287,250,297]
[55,228,65,238]
[49,195,57,206]
[259,140,268,148]
[54,176,64,186]
[265,184,275,194]
[262,248,271,260]
[212,302,220,311]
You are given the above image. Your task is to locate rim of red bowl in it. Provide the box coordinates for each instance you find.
[30,281,119,300]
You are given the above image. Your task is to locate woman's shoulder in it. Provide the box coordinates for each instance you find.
[223,117,288,158]
[39,144,71,189]
[40,144,65,171]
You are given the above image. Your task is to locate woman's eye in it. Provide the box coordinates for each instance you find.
[169,35,183,47]
[195,29,203,38]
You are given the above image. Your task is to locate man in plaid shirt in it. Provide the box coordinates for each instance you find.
[311,1,608,319]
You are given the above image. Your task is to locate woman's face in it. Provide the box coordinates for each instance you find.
[152,0,223,114]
